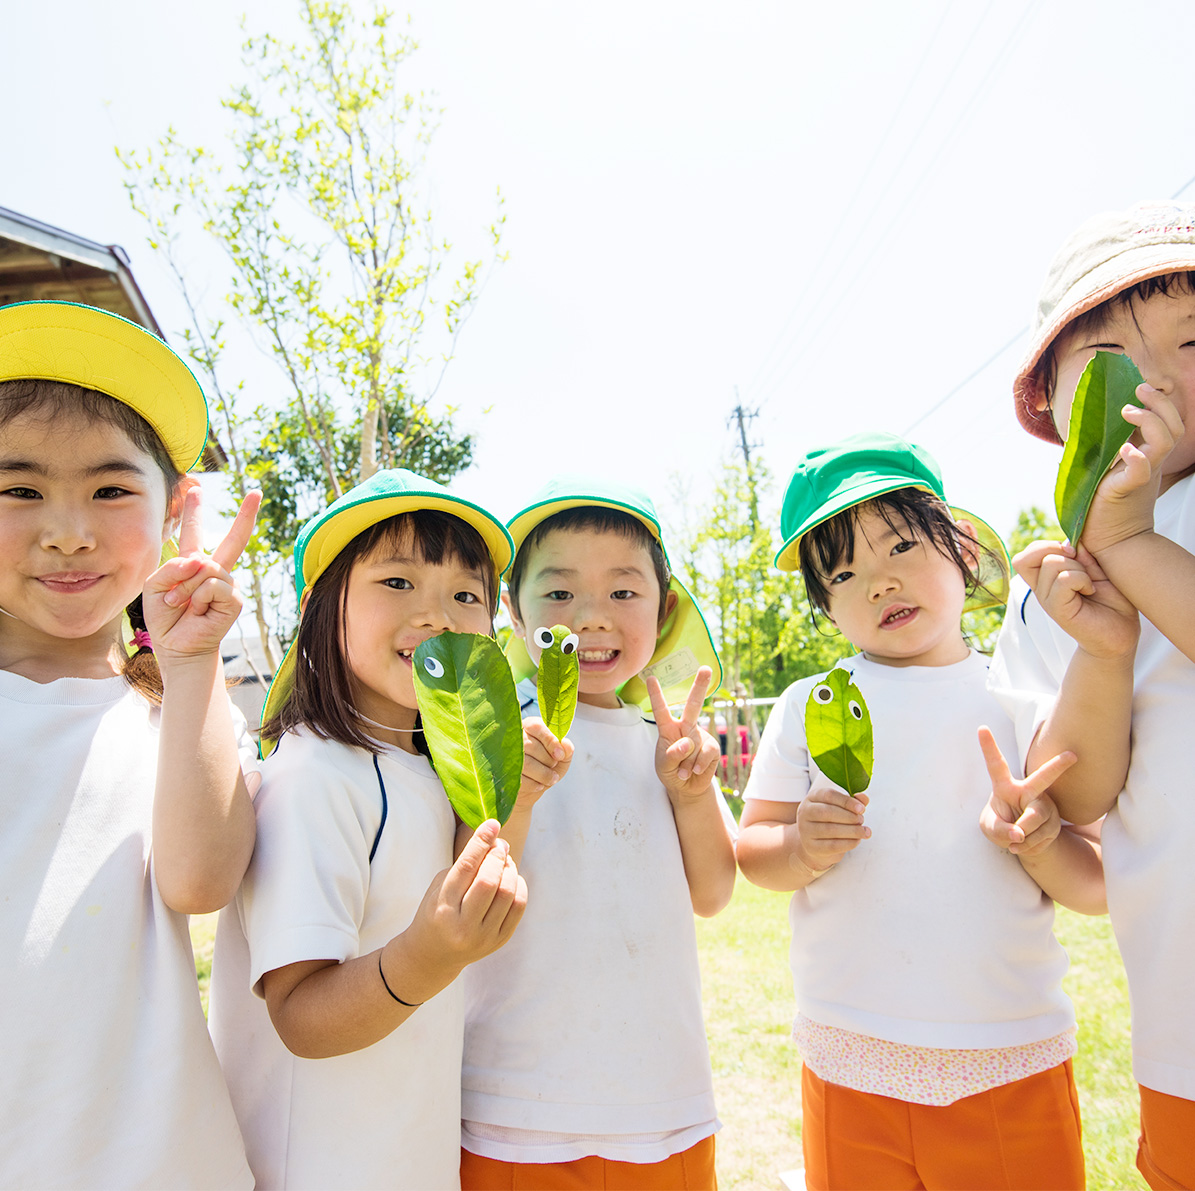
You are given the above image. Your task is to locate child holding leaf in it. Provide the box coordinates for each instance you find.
[208,470,548,1190]
[737,433,1102,1191]
[994,200,1195,1191]
[459,476,736,1191]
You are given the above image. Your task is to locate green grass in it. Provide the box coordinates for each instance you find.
[193,889,1143,1189]
[696,884,1144,1190]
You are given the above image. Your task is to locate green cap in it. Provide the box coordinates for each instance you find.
[774,432,1009,611]
[505,474,722,709]
[260,468,514,757]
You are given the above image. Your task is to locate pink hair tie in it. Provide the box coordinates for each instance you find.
[131,629,153,652]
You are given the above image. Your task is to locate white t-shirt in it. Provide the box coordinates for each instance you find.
[460,686,725,1164]
[0,669,255,1190]
[989,472,1195,1100]
[745,652,1074,1049]
[208,729,464,1191]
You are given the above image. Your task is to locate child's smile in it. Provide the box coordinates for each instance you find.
[824,508,970,669]
[510,527,667,709]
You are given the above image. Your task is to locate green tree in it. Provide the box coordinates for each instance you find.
[120,1,503,657]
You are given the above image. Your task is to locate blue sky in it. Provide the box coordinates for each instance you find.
[5,0,1194,557]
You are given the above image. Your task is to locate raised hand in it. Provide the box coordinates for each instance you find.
[142,483,262,664]
[648,666,721,802]
[1082,384,1183,555]
[1013,539,1138,661]
[977,726,1075,857]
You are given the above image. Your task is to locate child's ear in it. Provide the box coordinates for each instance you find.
[660,586,679,626]
[502,589,526,639]
[1031,377,1050,414]
[161,476,198,544]
[953,518,981,571]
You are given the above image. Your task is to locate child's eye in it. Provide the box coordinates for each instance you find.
[892,539,917,555]
[545,589,572,602]
[94,486,132,500]
[829,570,853,585]
[454,590,481,604]
[1,486,41,500]
[382,577,413,590]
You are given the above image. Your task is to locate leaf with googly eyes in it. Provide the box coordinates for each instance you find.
[1055,350,1145,544]
[413,632,522,828]
[804,668,872,795]
[532,624,580,740]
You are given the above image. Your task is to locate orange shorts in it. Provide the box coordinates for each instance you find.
[1137,1084,1195,1190]
[801,1059,1084,1191]
[460,1135,716,1191]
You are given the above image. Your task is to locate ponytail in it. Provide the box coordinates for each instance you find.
[121,594,165,704]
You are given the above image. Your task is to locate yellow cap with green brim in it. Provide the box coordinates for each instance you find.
[0,300,210,473]
[260,468,514,757]
[503,474,723,710]
[774,432,1009,612]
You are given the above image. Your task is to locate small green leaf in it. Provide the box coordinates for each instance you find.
[533,624,580,739]
[1055,351,1145,543]
[413,632,523,829]
[804,669,873,795]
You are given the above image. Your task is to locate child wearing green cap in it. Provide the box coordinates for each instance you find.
[0,301,261,1188]
[737,433,1103,1191]
[993,200,1195,1190]
[208,469,541,1190]
[459,476,736,1191]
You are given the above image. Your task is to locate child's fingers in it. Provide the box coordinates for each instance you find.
[1012,540,1073,584]
[174,482,204,557]
[520,753,561,794]
[440,820,502,906]
[804,785,868,815]
[1022,750,1076,799]
[645,676,671,734]
[677,667,713,735]
[211,488,262,573]
[980,808,1025,848]
[481,851,525,932]
[523,717,567,763]
[143,555,205,597]
[459,838,515,922]
[160,559,235,610]
[183,576,243,621]
[976,727,1014,790]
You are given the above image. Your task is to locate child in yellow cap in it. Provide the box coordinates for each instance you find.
[0,301,261,1188]
[738,432,1102,1191]
[459,475,736,1191]
[993,200,1195,1190]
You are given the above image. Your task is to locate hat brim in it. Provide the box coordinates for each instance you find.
[507,493,665,558]
[0,301,209,472]
[1014,246,1195,444]
[504,574,723,712]
[775,483,1009,611]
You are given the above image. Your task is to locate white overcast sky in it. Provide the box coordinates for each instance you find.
[4,0,1195,557]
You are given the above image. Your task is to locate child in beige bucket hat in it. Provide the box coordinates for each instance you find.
[994,199,1195,1191]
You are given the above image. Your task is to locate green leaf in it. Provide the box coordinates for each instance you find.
[1055,351,1145,543]
[413,632,523,829]
[533,624,580,739]
[804,669,873,795]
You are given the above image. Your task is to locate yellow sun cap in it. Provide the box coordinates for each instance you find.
[0,301,209,472]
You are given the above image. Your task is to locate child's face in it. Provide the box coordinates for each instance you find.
[509,527,670,709]
[1043,284,1195,481]
[822,506,971,668]
[0,410,175,658]
[342,528,492,737]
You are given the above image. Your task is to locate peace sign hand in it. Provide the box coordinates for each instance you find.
[648,666,722,804]
[142,482,262,667]
[977,726,1076,858]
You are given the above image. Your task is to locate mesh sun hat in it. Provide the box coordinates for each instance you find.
[1014,200,1195,444]
[504,474,723,709]
[0,300,210,472]
[774,432,1009,611]
[259,468,514,757]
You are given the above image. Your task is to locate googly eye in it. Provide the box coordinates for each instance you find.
[849,700,863,720]
[561,633,579,654]
[534,626,555,649]
[423,656,445,678]
[813,684,834,704]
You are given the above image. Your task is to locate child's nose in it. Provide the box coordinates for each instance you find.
[573,595,611,630]
[40,504,95,554]
[869,573,899,600]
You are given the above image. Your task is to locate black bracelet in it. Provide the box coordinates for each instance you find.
[377,952,423,1007]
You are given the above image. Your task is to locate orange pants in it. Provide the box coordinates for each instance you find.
[460,1135,716,1190]
[801,1060,1084,1190]
[1138,1085,1195,1190]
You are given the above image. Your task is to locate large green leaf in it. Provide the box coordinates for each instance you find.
[532,624,580,740]
[413,632,523,828]
[804,668,873,795]
[1055,350,1145,543]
